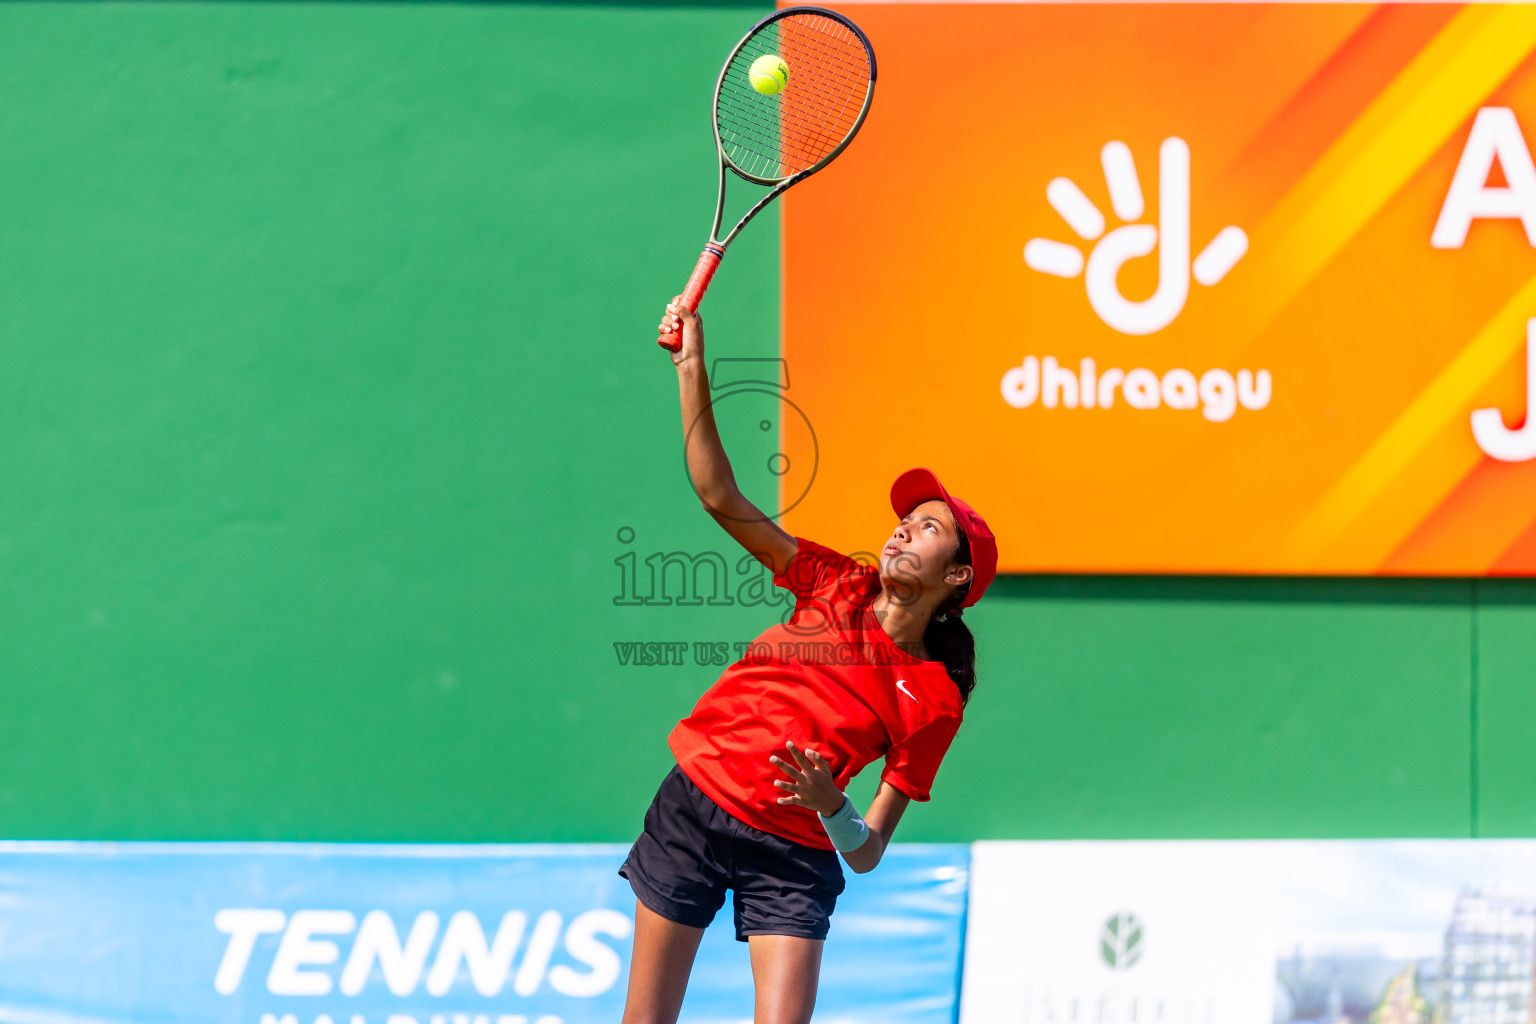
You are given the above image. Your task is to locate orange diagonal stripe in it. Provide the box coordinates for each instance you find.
[1283,277,1536,568]
[1380,458,1536,574]
[1202,3,1536,360]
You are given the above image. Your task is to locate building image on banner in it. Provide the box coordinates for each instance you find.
[1277,888,1536,1024]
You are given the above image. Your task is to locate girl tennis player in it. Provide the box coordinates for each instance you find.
[620,299,999,1024]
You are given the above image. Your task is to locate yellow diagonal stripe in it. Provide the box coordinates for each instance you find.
[1209,3,1536,348]
[1283,273,1536,568]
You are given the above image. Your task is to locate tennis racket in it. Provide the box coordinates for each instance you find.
[657,5,877,351]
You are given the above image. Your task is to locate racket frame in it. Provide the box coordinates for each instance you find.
[659,5,877,351]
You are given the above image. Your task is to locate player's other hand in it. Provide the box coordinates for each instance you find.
[659,296,704,366]
[770,740,845,816]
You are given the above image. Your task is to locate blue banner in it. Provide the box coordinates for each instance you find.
[0,841,967,1024]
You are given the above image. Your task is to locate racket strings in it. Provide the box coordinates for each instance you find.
[718,32,788,179]
[738,21,865,163]
[771,17,868,171]
[719,30,800,179]
[716,12,872,181]
[776,17,869,171]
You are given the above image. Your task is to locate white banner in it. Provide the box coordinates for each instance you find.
[961,840,1536,1024]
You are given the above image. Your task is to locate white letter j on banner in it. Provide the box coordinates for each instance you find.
[1472,318,1536,462]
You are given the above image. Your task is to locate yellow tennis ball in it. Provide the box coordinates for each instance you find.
[749,54,789,96]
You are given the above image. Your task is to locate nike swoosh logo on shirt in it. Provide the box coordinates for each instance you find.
[896,680,919,703]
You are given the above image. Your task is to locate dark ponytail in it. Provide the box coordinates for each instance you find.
[924,524,977,705]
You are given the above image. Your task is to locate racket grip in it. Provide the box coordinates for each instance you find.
[657,244,725,352]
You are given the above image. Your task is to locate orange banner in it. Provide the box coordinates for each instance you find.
[780,2,1536,575]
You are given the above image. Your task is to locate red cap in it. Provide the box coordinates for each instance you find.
[889,467,998,609]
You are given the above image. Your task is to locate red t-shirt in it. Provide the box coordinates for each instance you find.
[668,536,965,851]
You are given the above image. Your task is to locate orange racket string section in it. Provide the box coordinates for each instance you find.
[775,15,871,179]
[716,11,873,183]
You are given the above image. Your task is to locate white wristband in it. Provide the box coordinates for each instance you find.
[818,794,870,853]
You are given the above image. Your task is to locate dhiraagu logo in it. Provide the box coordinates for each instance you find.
[1024,138,1247,336]
[1003,136,1270,422]
[1099,912,1144,971]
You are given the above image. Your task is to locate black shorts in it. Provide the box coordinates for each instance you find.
[619,765,846,942]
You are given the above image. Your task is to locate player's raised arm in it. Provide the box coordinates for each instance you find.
[660,296,798,576]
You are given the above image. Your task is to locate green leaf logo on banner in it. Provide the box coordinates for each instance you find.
[1099,912,1143,970]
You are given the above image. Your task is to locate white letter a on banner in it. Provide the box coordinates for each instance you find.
[1433,107,1536,248]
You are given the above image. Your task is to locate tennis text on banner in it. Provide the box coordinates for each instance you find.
[214,908,632,998]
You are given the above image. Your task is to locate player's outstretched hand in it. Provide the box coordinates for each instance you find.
[770,740,844,816]
[659,296,704,366]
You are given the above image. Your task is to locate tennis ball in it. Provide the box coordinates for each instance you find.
[749,54,789,96]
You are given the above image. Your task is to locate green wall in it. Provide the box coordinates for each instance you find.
[0,2,1526,843]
